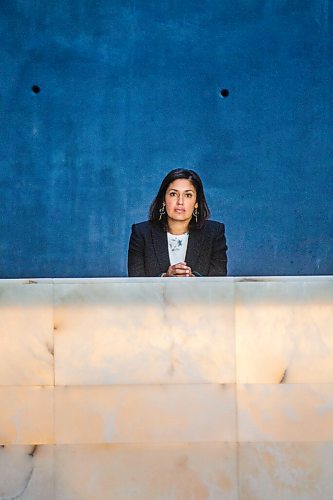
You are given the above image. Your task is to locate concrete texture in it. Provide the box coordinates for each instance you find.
[0,1,332,277]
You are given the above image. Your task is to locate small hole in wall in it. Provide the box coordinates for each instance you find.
[220,89,229,98]
[32,85,41,94]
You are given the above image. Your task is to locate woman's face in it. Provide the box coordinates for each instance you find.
[164,178,198,227]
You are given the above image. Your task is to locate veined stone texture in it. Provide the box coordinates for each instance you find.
[235,281,333,383]
[53,281,235,385]
[0,282,54,385]
[0,277,332,499]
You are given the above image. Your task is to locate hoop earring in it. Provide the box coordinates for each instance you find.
[159,201,166,220]
[193,207,199,223]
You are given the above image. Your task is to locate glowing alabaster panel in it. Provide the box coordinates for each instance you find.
[237,384,333,442]
[235,281,333,383]
[54,443,238,500]
[53,280,235,385]
[0,283,54,385]
[55,384,236,444]
[0,387,54,445]
[0,445,54,500]
[238,442,333,500]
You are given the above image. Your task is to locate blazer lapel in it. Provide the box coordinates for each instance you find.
[185,227,205,269]
[151,224,170,273]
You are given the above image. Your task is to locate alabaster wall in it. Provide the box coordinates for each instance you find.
[0,277,332,499]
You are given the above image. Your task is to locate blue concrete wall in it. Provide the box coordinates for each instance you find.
[1,0,332,277]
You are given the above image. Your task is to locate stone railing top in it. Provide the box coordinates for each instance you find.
[0,275,332,285]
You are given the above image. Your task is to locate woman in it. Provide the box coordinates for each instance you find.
[128,169,227,277]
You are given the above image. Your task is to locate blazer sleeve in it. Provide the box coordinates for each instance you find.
[207,223,227,276]
[128,224,146,277]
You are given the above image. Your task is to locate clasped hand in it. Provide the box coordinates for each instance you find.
[164,262,194,277]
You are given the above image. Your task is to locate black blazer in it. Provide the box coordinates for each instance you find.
[128,220,227,277]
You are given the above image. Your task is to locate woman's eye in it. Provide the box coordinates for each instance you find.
[185,193,192,198]
[169,192,176,196]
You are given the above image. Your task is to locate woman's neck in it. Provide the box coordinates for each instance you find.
[167,219,189,235]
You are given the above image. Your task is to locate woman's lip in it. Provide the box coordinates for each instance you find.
[175,209,185,212]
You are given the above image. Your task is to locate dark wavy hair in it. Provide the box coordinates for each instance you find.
[149,169,210,230]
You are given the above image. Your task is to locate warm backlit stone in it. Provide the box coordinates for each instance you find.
[235,281,333,383]
[54,443,238,500]
[0,386,54,445]
[239,442,333,499]
[54,384,236,444]
[0,276,332,498]
[237,383,333,442]
[0,282,54,385]
[53,280,235,385]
